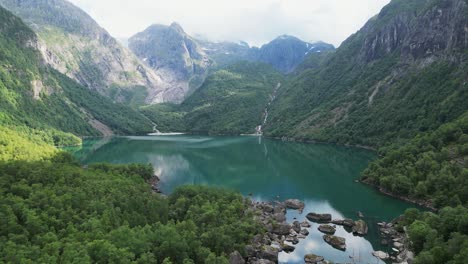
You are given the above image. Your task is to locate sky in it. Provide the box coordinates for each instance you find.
[68,0,391,48]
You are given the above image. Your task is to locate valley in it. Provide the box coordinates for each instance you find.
[0,0,467,263]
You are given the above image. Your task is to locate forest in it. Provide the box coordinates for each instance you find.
[0,138,261,263]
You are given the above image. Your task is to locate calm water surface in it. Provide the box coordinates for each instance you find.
[69,135,416,264]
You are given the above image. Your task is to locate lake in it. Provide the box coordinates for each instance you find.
[68,135,416,264]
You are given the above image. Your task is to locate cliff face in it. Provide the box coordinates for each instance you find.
[265,0,468,147]
[0,0,173,104]
[129,23,213,103]
[359,0,467,62]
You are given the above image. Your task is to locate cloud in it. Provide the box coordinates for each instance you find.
[68,0,391,47]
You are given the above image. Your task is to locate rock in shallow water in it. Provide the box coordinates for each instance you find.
[304,253,324,263]
[331,218,355,227]
[306,213,332,223]
[284,199,305,210]
[323,235,346,250]
[318,224,336,234]
[372,250,389,260]
[352,219,368,236]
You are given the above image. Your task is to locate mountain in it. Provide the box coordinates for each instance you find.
[197,36,334,73]
[141,62,283,135]
[129,22,334,101]
[0,5,152,141]
[253,35,335,73]
[265,0,468,148]
[0,0,173,105]
[129,22,213,103]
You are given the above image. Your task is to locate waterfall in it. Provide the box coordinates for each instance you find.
[256,82,281,135]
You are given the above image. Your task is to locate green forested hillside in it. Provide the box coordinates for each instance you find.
[265,0,467,148]
[141,62,283,135]
[362,113,468,208]
[262,0,468,261]
[0,146,260,263]
[0,6,152,139]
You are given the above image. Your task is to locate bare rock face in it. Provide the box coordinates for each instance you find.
[0,0,175,104]
[360,0,468,62]
[129,23,213,103]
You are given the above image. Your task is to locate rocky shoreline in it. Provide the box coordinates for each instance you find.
[147,177,415,264]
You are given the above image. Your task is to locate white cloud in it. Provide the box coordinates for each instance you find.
[68,0,391,47]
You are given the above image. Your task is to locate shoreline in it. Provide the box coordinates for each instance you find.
[361,179,438,212]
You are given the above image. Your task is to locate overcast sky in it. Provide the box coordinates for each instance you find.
[68,0,391,47]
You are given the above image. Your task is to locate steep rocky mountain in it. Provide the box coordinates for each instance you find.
[129,22,334,101]
[129,23,213,103]
[253,35,334,73]
[140,62,283,135]
[0,6,152,140]
[197,36,334,73]
[0,0,173,104]
[265,0,468,148]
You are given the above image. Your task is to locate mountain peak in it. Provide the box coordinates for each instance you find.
[170,22,185,34]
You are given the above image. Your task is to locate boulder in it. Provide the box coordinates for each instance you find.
[306,213,332,223]
[286,236,299,244]
[292,221,301,233]
[284,199,305,210]
[304,253,325,263]
[331,218,355,227]
[274,203,286,214]
[282,244,295,253]
[229,251,245,264]
[318,224,336,235]
[273,213,286,223]
[245,245,256,258]
[259,246,279,263]
[301,220,311,228]
[352,220,368,236]
[260,203,274,213]
[372,251,390,260]
[251,260,275,264]
[300,229,310,236]
[273,223,291,235]
[323,235,346,250]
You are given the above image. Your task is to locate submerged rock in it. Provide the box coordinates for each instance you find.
[323,235,346,250]
[301,220,311,228]
[306,213,332,223]
[304,253,324,263]
[352,220,368,236]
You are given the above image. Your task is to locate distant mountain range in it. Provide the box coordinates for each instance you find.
[129,23,334,101]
